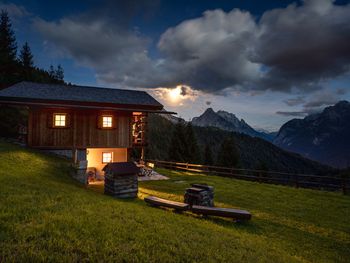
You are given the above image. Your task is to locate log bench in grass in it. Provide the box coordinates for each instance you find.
[191,205,252,221]
[144,196,189,211]
[144,196,251,221]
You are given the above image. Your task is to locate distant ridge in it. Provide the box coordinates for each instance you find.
[191,108,274,141]
[274,101,350,168]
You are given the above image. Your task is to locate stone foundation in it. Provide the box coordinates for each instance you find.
[42,148,88,184]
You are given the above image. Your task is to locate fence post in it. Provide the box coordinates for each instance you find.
[258,171,262,183]
[295,174,299,188]
[342,175,347,195]
[288,174,291,186]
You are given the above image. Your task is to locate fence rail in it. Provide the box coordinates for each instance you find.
[146,160,349,194]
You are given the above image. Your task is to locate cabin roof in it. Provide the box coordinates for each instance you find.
[0,81,163,109]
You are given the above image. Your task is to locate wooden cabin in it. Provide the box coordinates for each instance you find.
[0,82,172,183]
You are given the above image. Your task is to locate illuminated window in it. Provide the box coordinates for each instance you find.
[102,116,113,128]
[102,152,113,163]
[53,113,66,127]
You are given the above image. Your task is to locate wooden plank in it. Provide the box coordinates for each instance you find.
[27,108,33,146]
[191,205,252,220]
[144,196,189,211]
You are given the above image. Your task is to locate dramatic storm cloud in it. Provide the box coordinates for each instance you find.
[283,96,306,107]
[32,0,166,88]
[253,0,350,92]
[276,89,346,116]
[157,9,260,93]
[158,0,350,93]
[33,16,165,87]
[0,2,29,17]
[32,0,350,94]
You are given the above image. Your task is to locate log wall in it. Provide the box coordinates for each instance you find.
[28,108,132,149]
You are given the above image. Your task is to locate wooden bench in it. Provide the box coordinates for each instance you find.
[144,196,189,211]
[191,205,252,221]
[145,196,252,221]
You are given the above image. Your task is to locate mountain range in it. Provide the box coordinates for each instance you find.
[160,101,349,169]
[147,114,336,175]
[274,101,350,168]
[191,108,274,141]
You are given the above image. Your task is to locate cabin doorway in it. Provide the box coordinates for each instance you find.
[86,148,128,182]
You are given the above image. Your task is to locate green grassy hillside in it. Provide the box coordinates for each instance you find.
[0,141,349,262]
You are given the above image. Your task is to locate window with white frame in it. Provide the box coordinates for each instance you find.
[102,152,113,163]
[102,116,113,128]
[53,113,66,127]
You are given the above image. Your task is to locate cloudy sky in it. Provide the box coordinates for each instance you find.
[1,0,350,131]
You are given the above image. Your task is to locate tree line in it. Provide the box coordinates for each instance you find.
[0,10,66,137]
[168,121,240,167]
[0,10,65,89]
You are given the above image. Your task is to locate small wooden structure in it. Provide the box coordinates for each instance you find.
[103,162,139,198]
[184,184,214,207]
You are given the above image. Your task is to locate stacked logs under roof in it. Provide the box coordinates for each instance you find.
[103,162,139,198]
[184,184,214,207]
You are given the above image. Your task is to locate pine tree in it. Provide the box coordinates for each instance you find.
[0,10,66,89]
[0,10,17,63]
[19,42,34,68]
[168,121,187,162]
[184,122,200,163]
[204,143,214,165]
[0,10,18,87]
[48,65,55,78]
[216,136,240,167]
[55,64,64,81]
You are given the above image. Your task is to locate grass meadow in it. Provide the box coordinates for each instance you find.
[0,141,349,262]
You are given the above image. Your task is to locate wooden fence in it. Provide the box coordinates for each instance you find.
[146,160,349,194]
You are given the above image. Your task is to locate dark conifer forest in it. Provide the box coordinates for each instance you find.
[0,10,65,137]
[0,10,65,88]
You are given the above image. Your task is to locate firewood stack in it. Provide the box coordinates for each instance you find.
[184,183,214,207]
[103,162,139,198]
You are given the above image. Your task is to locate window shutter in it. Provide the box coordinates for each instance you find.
[97,115,103,129]
[47,113,54,128]
[112,115,117,129]
[66,113,71,128]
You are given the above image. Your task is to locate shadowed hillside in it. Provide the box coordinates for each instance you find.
[274,101,350,168]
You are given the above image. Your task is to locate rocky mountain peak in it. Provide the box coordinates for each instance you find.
[204,107,215,114]
[274,100,350,168]
[191,108,274,141]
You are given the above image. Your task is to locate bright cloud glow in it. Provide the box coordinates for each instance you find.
[151,85,198,107]
[168,85,183,102]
